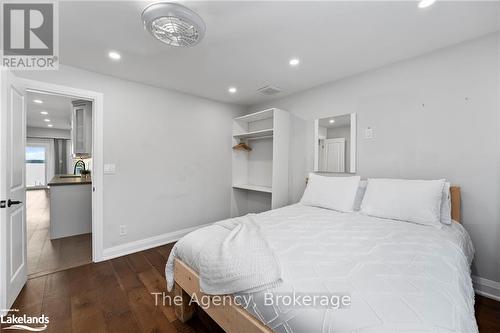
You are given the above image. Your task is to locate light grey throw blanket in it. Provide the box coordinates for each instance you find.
[166,214,282,295]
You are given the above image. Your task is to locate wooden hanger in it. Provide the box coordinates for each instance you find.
[232,142,252,151]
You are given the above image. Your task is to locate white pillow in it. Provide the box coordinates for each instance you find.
[360,178,445,227]
[440,182,452,224]
[301,173,361,212]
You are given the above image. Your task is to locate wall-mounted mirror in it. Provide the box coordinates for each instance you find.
[314,113,356,173]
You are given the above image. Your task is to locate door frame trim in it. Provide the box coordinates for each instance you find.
[20,78,104,262]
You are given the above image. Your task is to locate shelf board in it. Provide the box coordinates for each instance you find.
[233,128,273,139]
[232,184,272,193]
[233,109,274,123]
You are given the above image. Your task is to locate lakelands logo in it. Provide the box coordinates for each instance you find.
[1,310,49,331]
[1,1,59,70]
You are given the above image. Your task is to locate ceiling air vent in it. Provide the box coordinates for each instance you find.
[142,2,206,47]
[257,85,282,96]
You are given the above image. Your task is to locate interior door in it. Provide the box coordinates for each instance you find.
[0,69,27,310]
[324,138,345,173]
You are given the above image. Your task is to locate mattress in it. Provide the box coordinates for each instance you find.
[169,204,477,333]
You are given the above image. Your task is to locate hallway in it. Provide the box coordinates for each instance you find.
[27,189,92,277]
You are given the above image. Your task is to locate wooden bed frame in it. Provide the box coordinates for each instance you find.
[172,186,462,333]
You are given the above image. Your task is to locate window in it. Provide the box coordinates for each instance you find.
[26,146,46,187]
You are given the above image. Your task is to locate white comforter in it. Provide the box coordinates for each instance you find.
[166,214,282,294]
[165,204,477,333]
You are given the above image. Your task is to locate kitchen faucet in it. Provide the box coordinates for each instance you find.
[74,160,86,175]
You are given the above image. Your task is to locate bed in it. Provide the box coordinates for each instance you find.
[166,185,478,333]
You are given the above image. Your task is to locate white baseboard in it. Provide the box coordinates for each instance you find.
[472,275,500,302]
[100,223,213,261]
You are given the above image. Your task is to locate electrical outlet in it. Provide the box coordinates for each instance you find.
[119,225,127,236]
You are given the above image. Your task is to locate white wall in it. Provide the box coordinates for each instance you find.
[17,65,245,250]
[249,33,500,291]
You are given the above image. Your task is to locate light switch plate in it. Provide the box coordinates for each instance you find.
[365,127,374,139]
[104,163,116,174]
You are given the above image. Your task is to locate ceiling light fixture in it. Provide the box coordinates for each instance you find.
[47,124,53,127]
[228,87,237,94]
[44,119,51,122]
[40,111,48,115]
[329,119,335,124]
[418,0,436,9]
[142,2,206,47]
[289,58,300,66]
[33,99,43,104]
[108,51,121,60]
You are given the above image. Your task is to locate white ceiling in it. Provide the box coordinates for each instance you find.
[58,1,500,106]
[27,91,74,130]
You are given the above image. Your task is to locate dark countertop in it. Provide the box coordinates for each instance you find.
[48,175,92,186]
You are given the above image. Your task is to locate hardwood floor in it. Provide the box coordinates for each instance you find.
[475,294,500,333]
[5,241,500,332]
[4,244,223,333]
[27,189,92,277]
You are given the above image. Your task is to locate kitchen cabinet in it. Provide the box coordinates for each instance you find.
[71,100,92,157]
[48,175,92,239]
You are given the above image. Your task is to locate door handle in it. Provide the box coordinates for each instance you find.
[7,199,22,207]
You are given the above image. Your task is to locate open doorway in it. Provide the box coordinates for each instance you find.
[26,90,93,277]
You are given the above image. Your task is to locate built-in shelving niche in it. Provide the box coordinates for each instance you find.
[231,108,290,217]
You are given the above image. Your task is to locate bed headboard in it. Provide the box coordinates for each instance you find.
[450,186,461,223]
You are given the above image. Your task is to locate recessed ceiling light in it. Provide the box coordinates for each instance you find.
[108,51,121,60]
[418,0,436,9]
[289,58,300,66]
[33,99,43,104]
[40,111,48,115]
[329,119,335,124]
[228,87,237,94]
[47,124,53,127]
[44,119,50,122]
